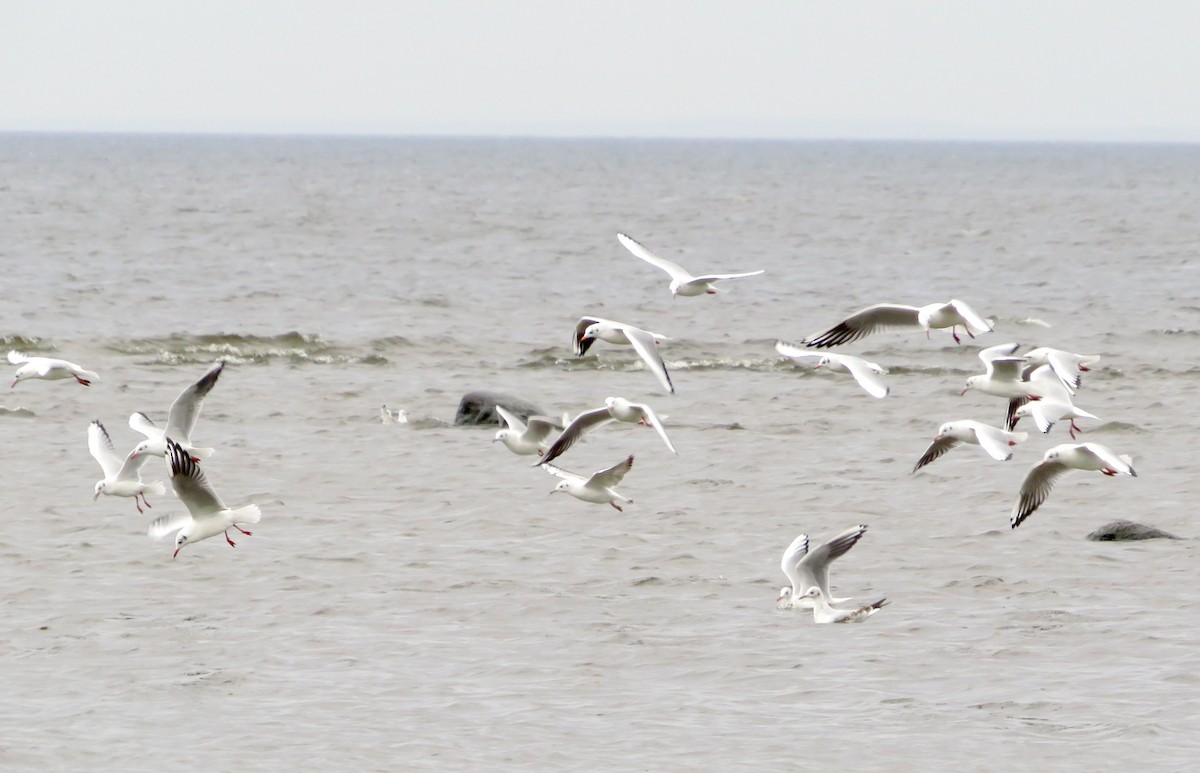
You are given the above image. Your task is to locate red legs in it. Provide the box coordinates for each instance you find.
[951,326,963,344]
[75,376,92,386]
[191,456,201,463]
[139,493,153,510]
[134,498,144,515]
[1102,469,1117,477]
[224,530,237,547]
[1069,420,1082,439]
[231,524,253,536]
[609,502,624,512]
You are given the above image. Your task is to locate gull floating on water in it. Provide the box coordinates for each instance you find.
[148,439,261,558]
[912,420,1028,473]
[802,299,992,348]
[775,340,889,398]
[616,232,764,298]
[88,420,165,514]
[542,454,634,511]
[380,405,409,425]
[1010,442,1137,529]
[776,524,867,610]
[572,316,674,394]
[493,404,562,457]
[537,396,675,467]
[8,350,98,388]
[796,586,889,624]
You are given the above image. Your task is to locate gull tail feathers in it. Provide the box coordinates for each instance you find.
[145,480,167,496]
[231,504,262,525]
[190,446,216,459]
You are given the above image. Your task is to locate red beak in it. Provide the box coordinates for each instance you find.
[173,547,181,559]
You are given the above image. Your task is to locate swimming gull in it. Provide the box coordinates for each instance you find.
[776,524,867,610]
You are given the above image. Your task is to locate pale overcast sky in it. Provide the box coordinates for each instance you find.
[2,1,1198,141]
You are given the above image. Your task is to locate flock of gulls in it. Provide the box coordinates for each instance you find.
[474,233,1137,624]
[8,353,259,558]
[8,232,1136,623]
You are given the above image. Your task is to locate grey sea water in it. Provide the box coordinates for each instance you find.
[1,134,1198,770]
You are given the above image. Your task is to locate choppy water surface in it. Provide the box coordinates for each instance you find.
[1,134,1198,770]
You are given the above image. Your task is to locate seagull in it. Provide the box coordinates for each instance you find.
[9,350,98,388]
[148,438,261,558]
[542,454,634,511]
[493,404,561,457]
[87,420,165,514]
[1012,399,1099,439]
[776,524,867,610]
[1022,347,1100,391]
[380,405,409,424]
[1010,442,1137,529]
[801,299,992,348]
[912,420,1029,472]
[536,397,675,467]
[796,586,889,624]
[775,340,889,398]
[129,361,224,461]
[572,316,674,394]
[616,232,764,298]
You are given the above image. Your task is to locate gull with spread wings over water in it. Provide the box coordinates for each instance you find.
[536,397,675,467]
[542,454,635,511]
[87,420,165,514]
[617,232,764,298]
[572,316,674,394]
[130,361,224,461]
[776,525,868,610]
[802,300,992,348]
[9,350,98,387]
[1010,442,1136,529]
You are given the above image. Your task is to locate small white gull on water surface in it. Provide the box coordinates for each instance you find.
[912,420,1028,473]
[8,350,98,388]
[129,361,224,461]
[776,524,868,610]
[774,340,889,398]
[796,586,889,624]
[148,439,262,558]
[493,405,561,457]
[87,420,165,514]
[1010,442,1137,529]
[801,299,992,348]
[541,454,635,511]
[572,316,674,394]
[616,232,764,298]
[537,396,675,467]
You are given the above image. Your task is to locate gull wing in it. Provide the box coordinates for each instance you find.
[7,350,30,365]
[832,354,890,398]
[1079,443,1136,476]
[114,449,150,482]
[617,233,692,282]
[986,357,1029,380]
[588,454,634,488]
[128,411,160,438]
[796,524,868,598]
[691,270,766,283]
[912,434,963,472]
[624,326,674,394]
[87,420,123,478]
[630,401,676,454]
[1005,396,1030,431]
[971,422,1019,461]
[802,304,922,348]
[1010,459,1071,528]
[146,511,192,541]
[540,462,586,484]
[775,340,822,362]
[537,407,615,467]
[493,404,527,433]
[977,342,1021,366]
[523,415,563,444]
[780,534,809,593]
[948,299,993,333]
[167,439,226,517]
[165,361,224,442]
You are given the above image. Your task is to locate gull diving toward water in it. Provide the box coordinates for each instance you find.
[493,405,562,457]
[572,316,674,394]
[88,420,165,514]
[129,361,224,461]
[536,396,675,467]
[616,232,764,298]
[776,524,867,610]
[802,299,992,348]
[1010,442,1137,529]
[9,350,98,387]
[912,420,1028,473]
[148,439,261,558]
[542,454,634,511]
[774,340,889,398]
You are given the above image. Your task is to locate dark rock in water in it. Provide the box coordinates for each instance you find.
[454,391,548,426]
[1086,520,1182,542]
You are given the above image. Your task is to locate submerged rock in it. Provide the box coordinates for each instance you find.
[453,391,548,426]
[1086,520,1182,542]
